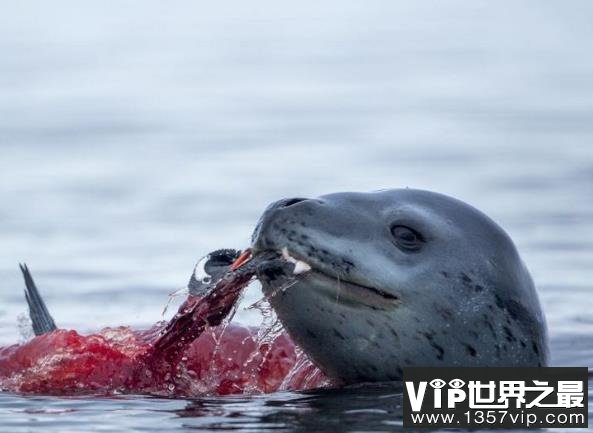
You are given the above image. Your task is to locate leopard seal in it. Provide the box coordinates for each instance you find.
[251,189,549,384]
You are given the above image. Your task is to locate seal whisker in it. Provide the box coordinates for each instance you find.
[335,272,341,304]
[246,279,299,310]
[268,278,299,299]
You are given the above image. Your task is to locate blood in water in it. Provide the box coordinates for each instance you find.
[0,260,328,396]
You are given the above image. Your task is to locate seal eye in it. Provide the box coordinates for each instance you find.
[391,225,423,252]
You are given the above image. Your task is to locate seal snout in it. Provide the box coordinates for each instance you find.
[251,196,320,253]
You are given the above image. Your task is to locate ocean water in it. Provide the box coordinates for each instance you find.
[1,1,592,431]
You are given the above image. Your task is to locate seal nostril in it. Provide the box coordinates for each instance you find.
[280,198,307,208]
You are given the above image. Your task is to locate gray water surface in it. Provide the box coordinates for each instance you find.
[1,1,592,431]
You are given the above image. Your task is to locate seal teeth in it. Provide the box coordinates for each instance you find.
[281,247,312,275]
[293,260,312,275]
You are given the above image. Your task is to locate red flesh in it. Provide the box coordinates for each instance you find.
[0,257,328,396]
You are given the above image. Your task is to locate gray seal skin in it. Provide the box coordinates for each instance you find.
[251,189,549,384]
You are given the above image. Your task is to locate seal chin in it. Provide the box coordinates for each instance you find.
[254,246,399,310]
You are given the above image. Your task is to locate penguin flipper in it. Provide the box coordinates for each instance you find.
[19,263,58,336]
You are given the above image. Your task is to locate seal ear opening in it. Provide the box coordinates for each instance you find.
[19,263,58,336]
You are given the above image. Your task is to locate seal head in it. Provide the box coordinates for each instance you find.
[252,189,549,384]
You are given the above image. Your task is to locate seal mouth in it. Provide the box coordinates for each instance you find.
[255,247,400,307]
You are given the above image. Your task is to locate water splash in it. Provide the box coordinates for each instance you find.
[252,299,284,347]
[16,313,34,344]
[161,286,190,317]
[0,252,329,396]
